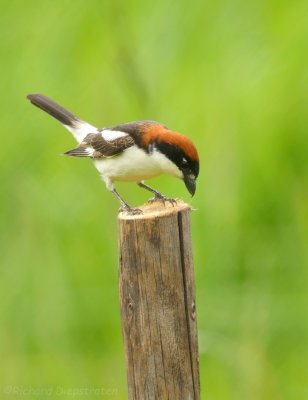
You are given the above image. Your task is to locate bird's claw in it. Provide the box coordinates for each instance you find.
[130,208,143,215]
[148,195,177,206]
[119,207,143,215]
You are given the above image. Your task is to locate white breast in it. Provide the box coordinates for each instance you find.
[93,146,182,188]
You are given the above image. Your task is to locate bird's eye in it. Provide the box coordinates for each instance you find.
[182,157,188,165]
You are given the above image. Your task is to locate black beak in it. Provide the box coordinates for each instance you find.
[183,172,196,196]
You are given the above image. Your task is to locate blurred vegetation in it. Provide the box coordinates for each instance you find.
[0,0,307,399]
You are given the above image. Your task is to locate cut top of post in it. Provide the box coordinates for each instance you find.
[118,200,192,221]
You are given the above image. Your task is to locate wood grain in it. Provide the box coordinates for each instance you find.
[118,201,200,400]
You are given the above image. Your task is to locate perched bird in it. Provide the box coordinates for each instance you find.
[27,94,199,213]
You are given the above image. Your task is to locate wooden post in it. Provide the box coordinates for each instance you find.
[118,201,200,400]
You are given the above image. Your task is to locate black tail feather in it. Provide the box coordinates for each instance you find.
[64,147,91,157]
[27,94,78,127]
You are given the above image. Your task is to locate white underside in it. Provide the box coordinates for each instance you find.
[93,146,183,190]
[63,119,182,191]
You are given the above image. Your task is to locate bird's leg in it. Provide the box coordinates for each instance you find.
[138,181,176,205]
[111,188,142,215]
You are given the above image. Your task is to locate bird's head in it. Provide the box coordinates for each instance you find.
[158,141,199,196]
[144,127,199,196]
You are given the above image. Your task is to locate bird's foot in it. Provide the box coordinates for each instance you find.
[119,206,143,215]
[148,194,177,206]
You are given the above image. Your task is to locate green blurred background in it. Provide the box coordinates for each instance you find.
[1,0,307,399]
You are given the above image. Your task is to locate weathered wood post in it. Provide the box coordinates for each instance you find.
[118,201,200,400]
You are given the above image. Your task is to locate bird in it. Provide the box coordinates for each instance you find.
[27,94,199,214]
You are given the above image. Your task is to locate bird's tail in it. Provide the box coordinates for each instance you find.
[27,94,97,142]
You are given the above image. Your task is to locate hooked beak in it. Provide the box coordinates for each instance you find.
[183,172,196,196]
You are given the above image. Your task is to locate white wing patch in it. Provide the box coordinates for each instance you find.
[85,147,95,157]
[101,129,128,141]
[63,123,128,144]
[64,120,98,143]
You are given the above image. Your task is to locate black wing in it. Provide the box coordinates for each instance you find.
[64,132,134,158]
[64,120,166,158]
